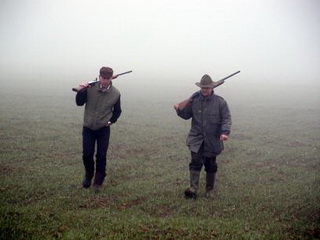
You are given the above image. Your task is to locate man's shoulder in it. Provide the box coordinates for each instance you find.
[213,94,226,101]
[111,85,121,95]
[190,91,200,100]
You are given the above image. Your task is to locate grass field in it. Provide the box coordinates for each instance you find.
[1,78,319,239]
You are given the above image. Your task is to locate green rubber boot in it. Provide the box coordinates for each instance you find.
[205,172,216,198]
[184,171,200,199]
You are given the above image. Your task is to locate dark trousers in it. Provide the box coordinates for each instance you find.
[189,145,217,173]
[82,126,110,177]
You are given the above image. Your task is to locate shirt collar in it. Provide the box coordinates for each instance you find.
[98,83,112,92]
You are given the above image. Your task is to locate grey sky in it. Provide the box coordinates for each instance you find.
[1,0,319,87]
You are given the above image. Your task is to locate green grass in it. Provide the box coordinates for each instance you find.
[0,82,319,239]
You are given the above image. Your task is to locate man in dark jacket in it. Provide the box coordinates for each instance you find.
[174,74,231,199]
[76,66,122,190]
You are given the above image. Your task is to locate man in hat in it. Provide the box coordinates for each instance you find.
[75,66,122,190]
[174,74,231,199]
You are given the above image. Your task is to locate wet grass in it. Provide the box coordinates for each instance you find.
[0,82,319,239]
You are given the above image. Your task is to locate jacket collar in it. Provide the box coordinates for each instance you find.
[199,92,214,101]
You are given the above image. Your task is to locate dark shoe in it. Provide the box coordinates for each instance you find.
[184,187,197,199]
[93,172,106,186]
[205,189,214,198]
[82,177,92,188]
[82,169,94,188]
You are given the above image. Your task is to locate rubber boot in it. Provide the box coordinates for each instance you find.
[184,171,200,199]
[205,172,216,198]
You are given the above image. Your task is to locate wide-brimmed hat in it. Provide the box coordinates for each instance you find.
[195,74,219,88]
[100,66,113,79]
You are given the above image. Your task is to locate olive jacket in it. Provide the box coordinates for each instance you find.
[176,91,231,157]
[76,83,122,130]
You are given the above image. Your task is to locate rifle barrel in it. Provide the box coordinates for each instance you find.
[116,70,132,77]
[219,70,240,82]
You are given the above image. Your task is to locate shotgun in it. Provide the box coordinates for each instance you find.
[72,70,132,92]
[176,70,240,110]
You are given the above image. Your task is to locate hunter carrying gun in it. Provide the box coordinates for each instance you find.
[174,71,240,199]
[75,66,131,191]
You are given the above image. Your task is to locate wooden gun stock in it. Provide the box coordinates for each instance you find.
[72,79,98,92]
[177,99,192,111]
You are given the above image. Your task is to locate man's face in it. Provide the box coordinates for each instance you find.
[200,87,213,97]
[99,75,112,88]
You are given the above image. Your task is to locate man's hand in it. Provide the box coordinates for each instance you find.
[220,134,229,141]
[79,82,90,88]
[173,103,179,110]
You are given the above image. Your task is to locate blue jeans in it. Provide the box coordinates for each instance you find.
[82,126,110,177]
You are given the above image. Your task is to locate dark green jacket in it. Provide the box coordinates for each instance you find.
[176,91,231,157]
[76,83,122,130]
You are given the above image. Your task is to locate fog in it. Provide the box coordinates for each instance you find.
[0,0,319,107]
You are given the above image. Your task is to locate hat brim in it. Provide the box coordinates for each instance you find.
[195,82,218,88]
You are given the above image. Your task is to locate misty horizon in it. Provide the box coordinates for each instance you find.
[1,0,320,83]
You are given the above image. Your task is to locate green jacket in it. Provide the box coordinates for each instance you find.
[76,83,122,130]
[176,91,231,157]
